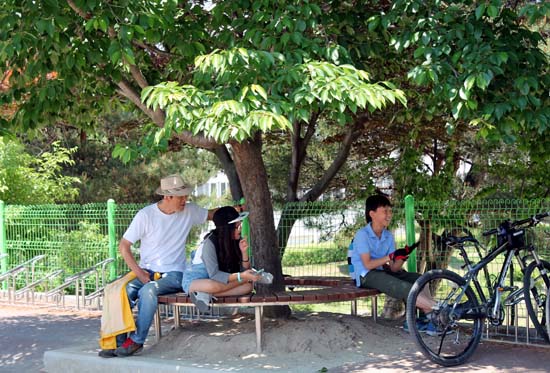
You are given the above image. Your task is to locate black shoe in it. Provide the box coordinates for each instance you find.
[452,301,475,318]
[98,349,117,358]
[115,337,143,357]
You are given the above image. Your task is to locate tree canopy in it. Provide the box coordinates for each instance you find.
[1,0,548,304]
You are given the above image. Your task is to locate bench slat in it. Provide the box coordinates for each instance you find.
[157,277,380,306]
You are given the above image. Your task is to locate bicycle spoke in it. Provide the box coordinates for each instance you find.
[406,269,483,367]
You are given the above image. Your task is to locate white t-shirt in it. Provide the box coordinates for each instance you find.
[123,202,208,273]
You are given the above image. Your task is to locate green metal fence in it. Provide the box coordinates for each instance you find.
[275,199,407,277]
[2,198,548,284]
[1,197,548,303]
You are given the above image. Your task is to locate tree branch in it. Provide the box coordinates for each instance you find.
[287,111,320,201]
[212,145,243,200]
[67,0,91,19]
[132,40,175,60]
[300,117,364,202]
[287,121,302,201]
[129,65,149,89]
[116,80,164,125]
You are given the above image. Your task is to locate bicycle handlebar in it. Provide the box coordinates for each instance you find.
[482,211,550,237]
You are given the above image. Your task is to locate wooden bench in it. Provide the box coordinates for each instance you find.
[154,276,380,353]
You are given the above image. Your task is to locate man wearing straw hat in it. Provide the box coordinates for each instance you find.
[111,174,219,357]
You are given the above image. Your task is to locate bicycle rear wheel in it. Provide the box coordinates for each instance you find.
[523,260,550,343]
[546,286,550,342]
[406,269,483,366]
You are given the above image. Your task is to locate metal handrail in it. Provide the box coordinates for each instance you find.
[0,254,46,278]
[15,269,64,304]
[46,258,115,309]
[0,255,46,302]
[84,258,115,308]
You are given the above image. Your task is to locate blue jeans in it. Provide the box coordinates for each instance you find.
[181,263,208,294]
[116,270,182,345]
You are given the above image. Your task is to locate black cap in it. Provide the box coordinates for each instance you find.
[213,207,240,227]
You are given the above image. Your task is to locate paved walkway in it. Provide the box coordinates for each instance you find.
[0,305,101,372]
[1,304,549,372]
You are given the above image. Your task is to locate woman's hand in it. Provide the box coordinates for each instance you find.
[239,237,248,254]
[241,269,261,282]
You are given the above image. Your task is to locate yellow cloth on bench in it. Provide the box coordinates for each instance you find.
[99,271,136,350]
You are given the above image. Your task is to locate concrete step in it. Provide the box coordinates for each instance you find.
[44,345,212,373]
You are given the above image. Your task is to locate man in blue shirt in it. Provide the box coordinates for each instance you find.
[351,194,436,333]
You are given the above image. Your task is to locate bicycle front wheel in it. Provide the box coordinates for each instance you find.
[406,269,483,367]
[523,260,550,343]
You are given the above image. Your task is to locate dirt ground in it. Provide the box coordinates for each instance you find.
[1,304,549,372]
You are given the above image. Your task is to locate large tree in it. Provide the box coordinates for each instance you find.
[1,1,548,314]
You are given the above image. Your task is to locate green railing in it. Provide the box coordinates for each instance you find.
[1,198,548,291]
[275,199,406,277]
[1,196,548,346]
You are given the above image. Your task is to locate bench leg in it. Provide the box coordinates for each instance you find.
[174,305,180,328]
[372,296,378,322]
[153,308,161,343]
[351,299,357,316]
[255,305,263,354]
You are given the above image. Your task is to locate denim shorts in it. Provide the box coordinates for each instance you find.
[181,263,209,293]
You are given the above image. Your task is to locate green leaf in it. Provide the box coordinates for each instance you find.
[123,48,136,65]
[290,32,302,44]
[367,16,380,32]
[413,46,425,59]
[250,84,268,101]
[475,4,486,19]
[464,75,476,91]
[487,5,499,18]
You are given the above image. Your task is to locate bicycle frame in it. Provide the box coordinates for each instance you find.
[451,240,533,323]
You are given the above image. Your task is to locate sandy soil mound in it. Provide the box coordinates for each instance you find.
[145,312,417,371]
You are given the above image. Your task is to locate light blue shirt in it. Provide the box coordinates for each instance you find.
[351,223,396,286]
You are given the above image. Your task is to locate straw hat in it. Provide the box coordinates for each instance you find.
[155,174,193,196]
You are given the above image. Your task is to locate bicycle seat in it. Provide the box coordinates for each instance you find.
[445,235,479,245]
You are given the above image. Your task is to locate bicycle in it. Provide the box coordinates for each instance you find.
[547,285,550,342]
[406,212,550,366]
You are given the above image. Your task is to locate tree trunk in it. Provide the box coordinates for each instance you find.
[381,297,405,319]
[417,220,456,273]
[231,134,290,318]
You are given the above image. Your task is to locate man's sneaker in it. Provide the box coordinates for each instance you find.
[115,337,143,357]
[191,291,212,313]
[403,318,429,333]
[98,349,117,358]
[424,321,454,337]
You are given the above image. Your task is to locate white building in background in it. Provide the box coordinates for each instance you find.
[194,171,229,198]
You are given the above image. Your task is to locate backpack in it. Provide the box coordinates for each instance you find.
[347,239,355,280]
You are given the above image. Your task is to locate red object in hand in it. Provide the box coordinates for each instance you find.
[389,241,420,261]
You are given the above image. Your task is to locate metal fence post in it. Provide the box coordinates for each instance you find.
[404,195,417,272]
[239,197,253,266]
[0,200,7,290]
[107,199,117,281]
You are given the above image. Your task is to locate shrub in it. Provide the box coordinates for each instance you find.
[282,245,347,267]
